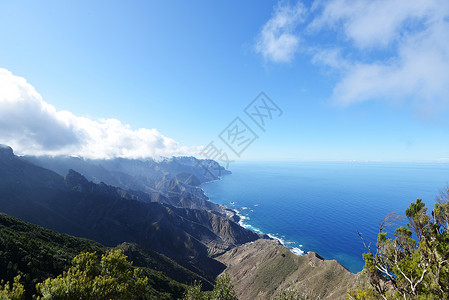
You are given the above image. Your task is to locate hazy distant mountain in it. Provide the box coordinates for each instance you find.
[24,155,230,211]
[0,145,366,299]
[0,145,259,281]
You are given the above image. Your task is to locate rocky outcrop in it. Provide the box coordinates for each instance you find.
[217,239,362,300]
[168,206,266,256]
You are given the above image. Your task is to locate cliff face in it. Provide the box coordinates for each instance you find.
[24,155,229,212]
[1,145,367,298]
[168,206,264,256]
[0,148,257,282]
[217,239,363,300]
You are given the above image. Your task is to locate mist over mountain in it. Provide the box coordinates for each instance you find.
[0,146,258,282]
[0,145,366,299]
[25,155,231,212]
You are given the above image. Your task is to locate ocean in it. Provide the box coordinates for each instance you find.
[201,161,449,273]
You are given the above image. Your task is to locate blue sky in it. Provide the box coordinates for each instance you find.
[0,0,448,162]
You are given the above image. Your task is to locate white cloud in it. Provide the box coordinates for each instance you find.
[256,1,449,112]
[309,0,449,110]
[0,68,198,159]
[255,2,305,63]
[309,0,439,49]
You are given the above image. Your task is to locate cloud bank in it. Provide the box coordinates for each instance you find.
[0,68,197,159]
[257,0,449,112]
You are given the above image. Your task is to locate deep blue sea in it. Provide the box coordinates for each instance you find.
[201,161,449,273]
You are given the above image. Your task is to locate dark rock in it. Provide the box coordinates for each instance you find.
[0,144,14,159]
[0,147,257,282]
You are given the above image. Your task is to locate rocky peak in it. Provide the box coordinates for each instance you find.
[0,145,14,159]
[65,169,90,190]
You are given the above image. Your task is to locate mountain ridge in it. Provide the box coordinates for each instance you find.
[0,145,364,299]
[0,146,261,283]
[24,154,230,212]
[0,211,198,299]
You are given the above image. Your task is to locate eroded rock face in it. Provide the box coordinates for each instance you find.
[217,239,362,300]
[0,146,260,282]
[24,155,229,212]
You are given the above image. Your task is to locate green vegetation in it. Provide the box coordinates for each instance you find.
[117,242,213,290]
[36,249,154,299]
[0,275,25,300]
[183,274,238,300]
[0,248,186,299]
[349,188,449,299]
[0,212,104,298]
[183,280,205,300]
[0,212,191,299]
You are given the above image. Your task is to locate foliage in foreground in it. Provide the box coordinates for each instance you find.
[0,212,104,298]
[0,275,25,300]
[0,212,189,299]
[36,249,152,299]
[183,273,238,300]
[349,188,449,299]
[1,248,237,300]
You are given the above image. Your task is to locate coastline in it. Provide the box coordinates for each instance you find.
[201,174,307,257]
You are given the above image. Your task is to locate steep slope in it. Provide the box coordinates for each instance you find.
[64,168,158,203]
[117,242,214,289]
[217,239,362,300]
[0,146,260,282]
[24,155,230,211]
[0,145,65,189]
[0,212,188,299]
[1,144,366,299]
[169,206,264,256]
